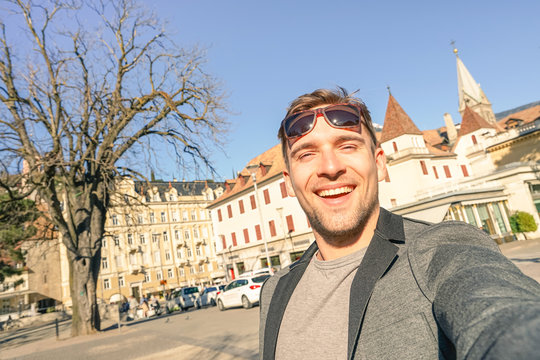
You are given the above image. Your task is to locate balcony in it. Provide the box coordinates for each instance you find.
[195,238,204,245]
[176,241,186,248]
[177,259,189,266]
[385,147,429,161]
[128,245,140,253]
[129,264,143,274]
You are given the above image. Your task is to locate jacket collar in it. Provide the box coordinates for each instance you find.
[262,208,404,360]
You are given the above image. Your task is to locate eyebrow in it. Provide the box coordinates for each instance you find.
[289,133,367,160]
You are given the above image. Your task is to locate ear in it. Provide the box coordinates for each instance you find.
[282,170,296,197]
[374,147,388,182]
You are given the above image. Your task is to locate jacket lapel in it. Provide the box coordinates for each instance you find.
[347,211,402,360]
[262,241,318,360]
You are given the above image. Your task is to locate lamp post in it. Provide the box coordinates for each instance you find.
[246,163,273,274]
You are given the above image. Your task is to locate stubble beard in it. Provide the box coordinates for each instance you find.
[306,189,379,247]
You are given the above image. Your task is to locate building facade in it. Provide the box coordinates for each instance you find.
[95,179,225,303]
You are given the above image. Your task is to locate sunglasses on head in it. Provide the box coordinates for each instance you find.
[281,103,365,147]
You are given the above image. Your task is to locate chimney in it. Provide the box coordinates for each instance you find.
[444,113,457,145]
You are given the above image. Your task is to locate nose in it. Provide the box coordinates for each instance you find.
[317,145,346,180]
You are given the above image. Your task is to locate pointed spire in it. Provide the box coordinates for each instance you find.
[380,94,422,143]
[455,50,496,124]
[458,106,495,137]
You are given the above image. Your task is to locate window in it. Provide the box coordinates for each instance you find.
[193,227,199,239]
[261,255,281,268]
[464,205,478,227]
[139,234,146,244]
[443,165,451,178]
[200,209,206,220]
[231,232,237,246]
[236,262,246,275]
[150,212,155,223]
[157,271,163,281]
[144,273,151,282]
[420,161,428,175]
[392,141,398,152]
[102,257,108,270]
[190,266,195,274]
[461,165,469,177]
[152,233,159,243]
[286,215,295,233]
[182,211,188,221]
[115,255,123,267]
[238,199,245,214]
[143,252,150,264]
[165,250,171,261]
[243,228,250,244]
[163,231,169,242]
[176,248,183,259]
[119,276,125,287]
[227,205,233,218]
[125,214,132,225]
[179,268,185,276]
[471,134,478,145]
[154,251,161,264]
[250,195,256,209]
[137,214,144,224]
[220,235,226,249]
[174,230,180,241]
[280,182,288,198]
[184,229,190,240]
[198,264,204,273]
[102,239,107,248]
[172,211,179,222]
[187,247,192,258]
[191,210,196,220]
[113,235,120,246]
[111,214,118,225]
[103,279,111,289]
[255,225,262,240]
[196,246,201,256]
[477,204,495,235]
[269,220,276,237]
[129,253,137,265]
[290,251,305,262]
[217,209,223,222]
[492,203,508,233]
[433,166,439,179]
[161,212,166,222]
[263,189,271,204]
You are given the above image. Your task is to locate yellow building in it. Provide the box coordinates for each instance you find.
[97,179,225,302]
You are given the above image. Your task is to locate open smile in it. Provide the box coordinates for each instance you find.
[316,186,355,199]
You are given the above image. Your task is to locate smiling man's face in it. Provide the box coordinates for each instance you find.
[283,105,386,246]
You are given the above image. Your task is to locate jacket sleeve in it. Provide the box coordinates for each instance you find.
[408,221,540,359]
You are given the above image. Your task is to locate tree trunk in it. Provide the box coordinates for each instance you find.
[69,251,101,336]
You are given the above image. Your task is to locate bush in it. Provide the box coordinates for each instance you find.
[509,211,538,239]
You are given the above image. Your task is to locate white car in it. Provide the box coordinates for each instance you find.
[216,274,271,310]
[195,285,225,308]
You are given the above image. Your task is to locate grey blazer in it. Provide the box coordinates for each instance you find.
[259,208,540,359]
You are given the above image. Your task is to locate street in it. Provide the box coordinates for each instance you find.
[0,306,259,360]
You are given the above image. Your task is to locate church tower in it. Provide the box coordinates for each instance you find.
[455,47,497,125]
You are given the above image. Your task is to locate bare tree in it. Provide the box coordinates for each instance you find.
[0,0,227,336]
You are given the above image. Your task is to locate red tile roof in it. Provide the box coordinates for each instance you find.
[210,144,285,206]
[458,106,496,137]
[497,105,540,128]
[380,94,422,143]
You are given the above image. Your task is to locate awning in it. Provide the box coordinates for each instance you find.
[109,293,126,303]
[402,203,451,223]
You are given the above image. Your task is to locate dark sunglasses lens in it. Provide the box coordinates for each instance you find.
[325,107,360,127]
[285,113,315,138]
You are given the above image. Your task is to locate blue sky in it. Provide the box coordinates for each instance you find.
[152,0,539,181]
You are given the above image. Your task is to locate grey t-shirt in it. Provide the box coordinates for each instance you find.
[275,247,367,360]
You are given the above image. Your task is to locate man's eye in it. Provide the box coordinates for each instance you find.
[297,152,314,160]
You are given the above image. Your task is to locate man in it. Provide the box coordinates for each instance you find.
[259,88,540,359]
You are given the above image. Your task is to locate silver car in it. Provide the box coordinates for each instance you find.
[168,286,199,311]
[195,285,225,308]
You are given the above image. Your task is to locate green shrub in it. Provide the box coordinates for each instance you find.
[509,211,538,239]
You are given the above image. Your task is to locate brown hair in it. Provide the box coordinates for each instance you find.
[278,87,378,166]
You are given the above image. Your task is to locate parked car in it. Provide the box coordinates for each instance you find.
[195,285,225,308]
[216,274,271,310]
[167,286,199,311]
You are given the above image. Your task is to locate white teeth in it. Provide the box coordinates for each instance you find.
[317,186,353,197]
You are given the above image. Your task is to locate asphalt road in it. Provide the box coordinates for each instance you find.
[1,306,260,360]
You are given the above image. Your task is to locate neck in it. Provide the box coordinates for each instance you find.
[315,207,380,261]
